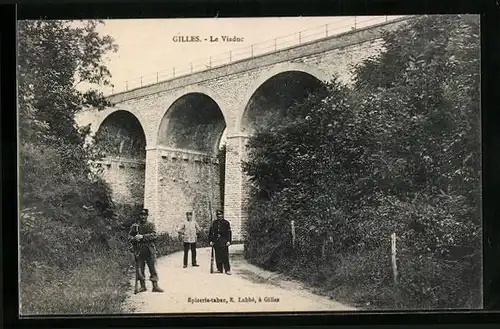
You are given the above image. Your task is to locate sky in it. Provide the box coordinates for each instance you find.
[92,16,402,95]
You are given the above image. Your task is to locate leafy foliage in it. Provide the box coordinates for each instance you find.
[243,15,481,309]
[17,19,134,314]
[18,20,117,144]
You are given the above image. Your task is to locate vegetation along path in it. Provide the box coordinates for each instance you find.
[123,244,356,313]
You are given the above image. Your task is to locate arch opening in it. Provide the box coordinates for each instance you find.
[158,93,226,156]
[93,110,146,207]
[94,110,147,160]
[236,71,326,240]
[241,71,326,135]
[154,93,227,235]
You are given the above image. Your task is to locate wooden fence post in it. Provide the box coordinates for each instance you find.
[321,236,327,260]
[391,232,398,284]
[291,220,296,248]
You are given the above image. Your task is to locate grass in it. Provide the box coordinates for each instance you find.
[20,233,184,315]
[245,247,482,310]
[20,248,133,315]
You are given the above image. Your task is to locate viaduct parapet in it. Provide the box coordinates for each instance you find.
[76,17,412,241]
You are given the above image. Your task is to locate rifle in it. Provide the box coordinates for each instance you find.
[132,223,140,294]
[209,200,214,274]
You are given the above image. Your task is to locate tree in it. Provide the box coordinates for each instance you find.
[349,15,481,308]
[243,15,481,308]
[18,20,117,143]
[243,78,366,262]
[18,19,119,268]
[352,14,481,253]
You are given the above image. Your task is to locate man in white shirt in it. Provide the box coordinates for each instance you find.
[178,211,201,268]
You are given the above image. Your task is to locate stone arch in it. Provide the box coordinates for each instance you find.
[236,62,330,133]
[93,105,150,144]
[155,86,228,156]
[92,108,148,207]
[153,87,227,236]
[94,108,147,160]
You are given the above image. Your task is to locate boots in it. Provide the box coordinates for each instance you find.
[152,281,164,293]
[135,280,147,294]
[139,280,147,293]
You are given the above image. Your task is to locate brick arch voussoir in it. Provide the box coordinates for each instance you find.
[236,62,330,133]
[152,85,229,147]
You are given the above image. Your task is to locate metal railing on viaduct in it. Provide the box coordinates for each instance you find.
[107,15,404,96]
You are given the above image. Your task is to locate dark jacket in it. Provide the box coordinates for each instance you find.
[128,221,158,256]
[208,219,232,247]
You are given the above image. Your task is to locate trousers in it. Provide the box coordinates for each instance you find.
[136,249,159,282]
[214,245,230,272]
[183,242,197,265]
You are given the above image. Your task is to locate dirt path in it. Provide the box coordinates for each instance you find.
[122,244,356,313]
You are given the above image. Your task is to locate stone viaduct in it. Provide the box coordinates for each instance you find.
[75,17,411,241]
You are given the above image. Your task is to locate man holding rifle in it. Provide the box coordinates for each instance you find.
[208,209,232,275]
[128,208,164,293]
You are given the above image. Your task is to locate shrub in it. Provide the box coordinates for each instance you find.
[397,251,481,309]
[155,233,184,257]
[19,207,134,315]
[17,19,142,315]
[242,15,481,310]
[20,243,132,315]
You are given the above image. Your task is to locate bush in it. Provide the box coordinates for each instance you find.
[17,20,140,315]
[19,200,134,315]
[155,232,184,257]
[242,15,481,310]
[20,245,132,315]
[20,202,190,315]
[114,203,144,230]
[244,197,294,270]
[397,251,481,309]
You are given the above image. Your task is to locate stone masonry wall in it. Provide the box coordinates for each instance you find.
[96,158,146,206]
[106,17,409,105]
[76,18,413,238]
[95,17,409,139]
[223,136,244,241]
[155,148,221,236]
[144,148,159,219]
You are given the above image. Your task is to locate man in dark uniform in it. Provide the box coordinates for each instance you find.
[208,209,232,275]
[128,208,164,293]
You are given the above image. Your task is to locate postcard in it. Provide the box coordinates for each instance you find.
[18,14,482,315]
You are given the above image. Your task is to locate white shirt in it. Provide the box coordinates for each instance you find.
[178,220,200,243]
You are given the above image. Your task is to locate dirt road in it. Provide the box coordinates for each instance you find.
[122,244,356,313]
